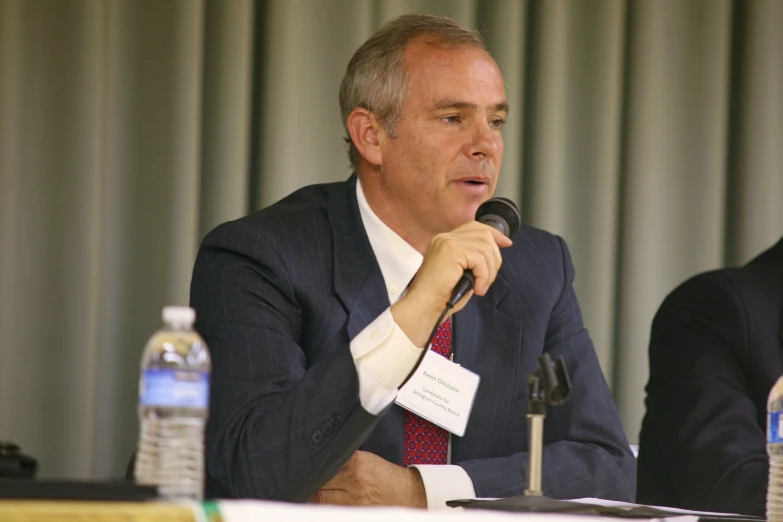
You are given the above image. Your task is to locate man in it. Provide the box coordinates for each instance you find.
[190,13,635,508]
[637,236,783,516]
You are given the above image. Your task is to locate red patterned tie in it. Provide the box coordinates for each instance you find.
[403,317,451,466]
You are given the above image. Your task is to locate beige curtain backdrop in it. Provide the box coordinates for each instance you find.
[1,0,781,480]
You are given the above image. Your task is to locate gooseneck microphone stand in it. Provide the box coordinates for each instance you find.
[448,355,579,511]
[525,354,572,498]
[446,355,579,511]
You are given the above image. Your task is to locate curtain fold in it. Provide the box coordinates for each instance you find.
[477,0,527,204]
[727,0,783,264]
[0,0,780,480]
[521,0,627,374]
[199,0,254,238]
[614,0,734,432]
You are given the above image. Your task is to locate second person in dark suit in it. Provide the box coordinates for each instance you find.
[638,236,783,516]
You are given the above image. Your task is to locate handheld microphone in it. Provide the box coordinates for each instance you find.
[400,197,521,388]
[447,197,521,308]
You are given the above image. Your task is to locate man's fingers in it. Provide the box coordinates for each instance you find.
[463,250,491,295]
[477,237,502,294]
[404,220,510,327]
[487,225,513,247]
[455,220,514,247]
[310,452,362,505]
[318,451,360,491]
[458,239,502,295]
[320,470,351,491]
[313,488,354,505]
[445,226,506,291]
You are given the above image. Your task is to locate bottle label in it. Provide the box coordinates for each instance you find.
[140,369,209,408]
[769,412,783,443]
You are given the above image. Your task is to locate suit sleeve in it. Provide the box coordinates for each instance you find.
[642,274,766,515]
[190,220,380,501]
[457,237,637,501]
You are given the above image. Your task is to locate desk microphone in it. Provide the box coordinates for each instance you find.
[447,197,521,308]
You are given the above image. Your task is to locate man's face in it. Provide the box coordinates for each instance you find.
[376,40,507,237]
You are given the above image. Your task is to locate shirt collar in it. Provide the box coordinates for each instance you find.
[356,178,423,305]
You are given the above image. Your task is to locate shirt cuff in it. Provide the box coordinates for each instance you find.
[411,464,476,510]
[350,308,423,414]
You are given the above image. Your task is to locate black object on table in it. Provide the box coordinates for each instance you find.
[0,441,37,479]
[0,479,158,501]
[446,496,766,522]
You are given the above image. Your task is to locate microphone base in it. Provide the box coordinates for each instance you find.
[447,495,608,514]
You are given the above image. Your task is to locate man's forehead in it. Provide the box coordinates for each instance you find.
[429,100,509,114]
[403,43,503,91]
[402,38,491,68]
[400,42,506,109]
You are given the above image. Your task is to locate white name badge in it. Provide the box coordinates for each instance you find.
[395,350,480,437]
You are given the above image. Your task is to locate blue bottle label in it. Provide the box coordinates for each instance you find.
[140,369,210,408]
[769,412,783,443]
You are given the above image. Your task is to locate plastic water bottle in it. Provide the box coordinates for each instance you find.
[767,375,783,520]
[135,306,211,500]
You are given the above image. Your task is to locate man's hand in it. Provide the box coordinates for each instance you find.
[392,221,512,347]
[309,450,427,508]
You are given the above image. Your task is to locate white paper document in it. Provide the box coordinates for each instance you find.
[215,499,703,522]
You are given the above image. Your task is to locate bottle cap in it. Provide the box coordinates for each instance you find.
[162,306,196,325]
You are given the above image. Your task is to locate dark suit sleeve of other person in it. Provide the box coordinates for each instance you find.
[190,215,380,501]
[457,236,636,501]
[637,273,767,515]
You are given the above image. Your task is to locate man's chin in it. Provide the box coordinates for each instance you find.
[463,201,486,222]
[445,212,480,231]
[437,197,492,231]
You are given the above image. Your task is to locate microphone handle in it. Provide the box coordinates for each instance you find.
[447,270,475,308]
[445,211,511,308]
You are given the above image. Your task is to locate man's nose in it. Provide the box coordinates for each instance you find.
[469,120,499,158]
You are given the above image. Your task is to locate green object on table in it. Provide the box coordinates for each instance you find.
[202,500,223,522]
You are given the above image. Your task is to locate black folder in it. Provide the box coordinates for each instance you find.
[446,496,765,521]
[0,479,157,501]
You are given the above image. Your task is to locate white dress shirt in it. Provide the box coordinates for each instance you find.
[349,180,477,509]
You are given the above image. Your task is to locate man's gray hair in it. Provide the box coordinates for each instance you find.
[339,13,486,169]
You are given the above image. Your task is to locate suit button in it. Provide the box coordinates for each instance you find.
[330,413,341,425]
[311,430,324,445]
[322,423,333,436]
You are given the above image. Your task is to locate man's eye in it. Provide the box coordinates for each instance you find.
[442,115,462,124]
[490,119,506,130]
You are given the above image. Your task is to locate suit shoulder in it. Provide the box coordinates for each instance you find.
[204,182,339,243]
[501,224,572,290]
[509,224,566,260]
[662,268,741,311]
[663,258,780,316]
[652,261,783,361]
[239,182,338,232]
[654,267,763,342]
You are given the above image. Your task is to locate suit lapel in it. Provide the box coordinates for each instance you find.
[452,271,511,368]
[328,176,390,337]
[328,176,405,463]
[452,271,526,460]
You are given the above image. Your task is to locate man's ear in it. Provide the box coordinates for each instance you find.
[346,108,383,166]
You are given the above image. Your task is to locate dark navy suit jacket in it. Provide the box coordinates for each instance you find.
[638,237,783,516]
[190,176,635,502]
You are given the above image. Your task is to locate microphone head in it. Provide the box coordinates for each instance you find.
[475,197,521,238]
